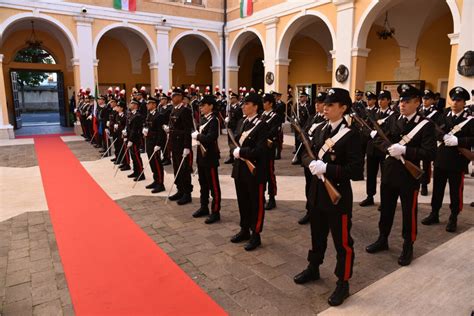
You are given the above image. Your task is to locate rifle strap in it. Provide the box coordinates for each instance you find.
[448,116,472,135]
[318,125,350,159]
[398,119,429,146]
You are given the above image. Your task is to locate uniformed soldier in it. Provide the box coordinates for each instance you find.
[422,87,473,232]
[359,90,395,207]
[143,96,166,193]
[352,89,367,118]
[224,92,243,164]
[230,93,268,251]
[294,88,363,307]
[115,100,131,171]
[191,95,222,224]
[97,95,110,155]
[292,91,314,164]
[158,93,172,166]
[261,93,280,210]
[273,91,286,160]
[419,89,442,196]
[366,84,436,266]
[167,88,194,205]
[126,99,145,181]
[298,92,327,225]
[107,98,118,162]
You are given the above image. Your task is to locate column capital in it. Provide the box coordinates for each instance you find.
[155,25,172,33]
[330,50,337,58]
[275,58,291,66]
[227,65,240,72]
[93,59,99,67]
[70,58,80,66]
[210,66,221,72]
[74,15,94,25]
[351,47,371,57]
[332,0,354,11]
[448,32,459,45]
[263,17,279,28]
[148,62,159,70]
[169,63,174,70]
[0,54,4,63]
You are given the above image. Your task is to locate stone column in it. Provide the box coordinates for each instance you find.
[74,16,95,90]
[227,66,239,94]
[350,48,370,98]
[211,66,221,90]
[275,58,290,101]
[333,0,355,90]
[452,0,473,89]
[93,59,99,91]
[169,63,174,88]
[156,25,171,91]
[0,54,14,139]
[148,62,159,91]
[263,17,279,92]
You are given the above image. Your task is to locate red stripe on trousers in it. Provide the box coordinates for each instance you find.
[459,172,464,212]
[341,214,352,281]
[269,160,277,196]
[411,190,418,242]
[255,184,264,233]
[210,167,220,213]
[134,145,142,171]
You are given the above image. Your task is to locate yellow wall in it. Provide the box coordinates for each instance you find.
[287,36,332,87]
[0,29,75,126]
[365,25,400,82]
[417,14,453,91]
[96,36,151,93]
[171,46,212,87]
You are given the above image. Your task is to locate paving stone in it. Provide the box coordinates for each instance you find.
[2,297,33,316]
[5,282,31,304]
[5,269,30,287]
[31,270,56,288]
[31,282,59,306]
[33,298,62,316]
[29,248,51,262]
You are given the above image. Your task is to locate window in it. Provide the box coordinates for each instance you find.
[14,47,56,64]
[184,0,203,5]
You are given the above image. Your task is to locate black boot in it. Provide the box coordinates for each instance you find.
[127,173,138,178]
[168,191,183,201]
[177,193,192,205]
[294,264,320,284]
[193,206,210,218]
[446,214,458,232]
[291,159,301,165]
[111,158,117,162]
[146,181,157,189]
[244,233,261,251]
[134,174,145,181]
[120,165,131,171]
[420,184,428,196]
[230,229,250,243]
[398,241,413,266]
[359,196,374,207]
[151,184,165,194]
[328,280,350,306]
[224,156,234,164]
[366,235,389,254]
[421,212,439,225]
[265,196,276,210]
[275,152,281,160]
[205,212,220,224]
[298,212,310,225]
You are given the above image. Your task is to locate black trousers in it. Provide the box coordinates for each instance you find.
[294,133,301,152]
[235,177,265,233]
[198,164,221,213]
[277,129,283,156]
[431,167,464,217]
[420,159,432,186]
[304,167,312,212]
[366,154,384,197]
[379,182,418,242]
[172,149,193,194]
[266,159,277,197]
[309,209,354,281]
[146,142,164,184]
[115,138,129,166]
[130,143,144,175]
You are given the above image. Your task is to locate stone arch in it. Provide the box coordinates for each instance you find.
[169,31,220,68]
[228,28,265,68]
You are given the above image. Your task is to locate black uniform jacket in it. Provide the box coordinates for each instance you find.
[169,104,193,151]
[260,110,280,157]
[145,110,167,148]
[227,103,243,131]
[127,110,144,144]
[196,114,220,167]
[366,108,396,157]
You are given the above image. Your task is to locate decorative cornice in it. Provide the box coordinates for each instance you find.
[210,66,221,72]
[148,62,159,69]
[448,32,459,45]
[332,0,354,12]
[74,15,94,25]
[275,58,291,66]
[351,47,371,57]
[263,17,279,28]
[155,25,172,33]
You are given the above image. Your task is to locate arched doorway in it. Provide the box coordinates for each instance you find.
[277,13,334,101]
[95,26,155,97]
[354,0,457,100]
[0,17,76,132]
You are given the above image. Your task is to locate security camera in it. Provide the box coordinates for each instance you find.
[162,18,167,23]
[81,7,87,13]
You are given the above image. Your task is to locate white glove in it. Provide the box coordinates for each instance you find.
[191,131,199,139]
[127,141,133,148]
[233,147,240,159]
[388,144,406,157]
[106,121,110,127]
[444,135,458,147]
[309,160,326,177]
[87,115,92,120]
[163,125,169,133]
[142,127,148,136]
[114,124,118,129]
[370,130,377,139]
[443,134,451,141]
[225,117,230,123]
[182,148,191,157]
[154,146,160,152]
[122,129,127,137]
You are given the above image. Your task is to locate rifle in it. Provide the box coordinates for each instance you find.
[427,118,474,161]
[352,112,424,180]
[191,109,207,157]
[287,113,341,205]
[218,112,256,175]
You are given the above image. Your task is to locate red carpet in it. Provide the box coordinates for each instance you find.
[16,133,75,139]
[34,136,226,315]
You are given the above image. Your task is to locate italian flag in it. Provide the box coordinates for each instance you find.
[240,0,253,18]
[113,0,136,11]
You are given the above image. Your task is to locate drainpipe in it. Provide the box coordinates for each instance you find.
[222,0,227,90]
